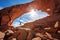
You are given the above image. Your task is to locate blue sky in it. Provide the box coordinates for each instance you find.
[0,0,49,27]
[0,0,33,8]
[11,9,49,27]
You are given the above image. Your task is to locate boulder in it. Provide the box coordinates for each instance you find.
[0,32,5,39]
[32,37,41,40]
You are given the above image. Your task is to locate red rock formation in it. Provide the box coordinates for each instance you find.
[0,0,56,26]
[0,0,60,40]
[19,14,60,33]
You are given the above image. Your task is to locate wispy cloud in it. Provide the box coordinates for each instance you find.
[11,9,49,27]
[0,6,3,10]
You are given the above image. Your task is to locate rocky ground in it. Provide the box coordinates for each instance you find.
[0,0,60,40]
[0,20,60,40]
[0,13,60,40]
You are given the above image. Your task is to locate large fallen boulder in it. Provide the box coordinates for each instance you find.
[0,31,5,40]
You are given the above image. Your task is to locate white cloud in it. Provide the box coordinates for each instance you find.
[20,20,24,22]
[11,22,24,27]
[11,22,20,27]
[0,6,3,10]
[26,9,49,22]
[12,9,49,27]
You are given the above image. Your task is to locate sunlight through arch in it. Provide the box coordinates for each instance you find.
[11,9,49,27]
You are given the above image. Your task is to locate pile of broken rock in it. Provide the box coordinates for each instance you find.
[0,21,60,40]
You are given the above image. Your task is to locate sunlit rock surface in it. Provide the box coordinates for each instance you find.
[32,37,41,40]
[0,0,60,40]
[0,0,56,26]
[0,32,5,39]
[11,9,49,27]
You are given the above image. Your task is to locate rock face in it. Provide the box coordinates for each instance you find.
[0,0,57,26]
[0,0,60,40]
[21,14,60,29]
[13,29,28,40]
[0,32,5,39]
[32,37,41,40]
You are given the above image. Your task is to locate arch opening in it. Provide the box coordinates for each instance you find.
[11,9,49,27]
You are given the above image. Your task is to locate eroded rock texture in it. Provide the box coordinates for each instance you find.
[0,0,60,40]
[0,0,57,26]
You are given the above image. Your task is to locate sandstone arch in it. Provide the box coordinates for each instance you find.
[0,0,59,26]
